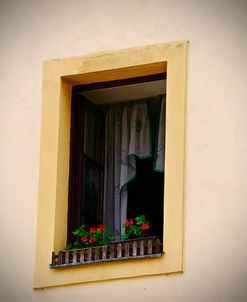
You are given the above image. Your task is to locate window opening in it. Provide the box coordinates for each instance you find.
[67,75,166,246]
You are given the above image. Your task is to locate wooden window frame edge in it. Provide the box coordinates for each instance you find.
[34,41,188,289]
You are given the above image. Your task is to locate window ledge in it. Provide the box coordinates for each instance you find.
[50,237,162,269]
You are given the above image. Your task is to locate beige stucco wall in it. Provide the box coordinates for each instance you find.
[0,0,247,301]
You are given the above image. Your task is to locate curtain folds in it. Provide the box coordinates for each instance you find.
[103,96,165,239]
[154,95,165,172]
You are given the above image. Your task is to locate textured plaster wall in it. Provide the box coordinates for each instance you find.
[0,0,247,301]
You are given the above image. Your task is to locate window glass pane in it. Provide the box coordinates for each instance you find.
[84,107,96,160]
[81,157,102,225]
[84,106,104,164]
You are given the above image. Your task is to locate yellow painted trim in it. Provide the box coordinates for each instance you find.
[34,41,188,289]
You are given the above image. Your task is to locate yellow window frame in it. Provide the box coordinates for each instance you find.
[34,41,188,289]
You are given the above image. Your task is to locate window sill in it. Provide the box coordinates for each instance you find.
[50,237,162,269]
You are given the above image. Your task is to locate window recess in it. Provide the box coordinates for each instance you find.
[58,74,166,267]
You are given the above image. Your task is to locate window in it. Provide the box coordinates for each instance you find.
[67,75,166,246]
[34,41,187,289]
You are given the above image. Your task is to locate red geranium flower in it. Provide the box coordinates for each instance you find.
[89,239,93,244]
[89,227,96,233]
[97,224,106,231]
[141,223,150,230]
[130,219,134,225]
[125,219,129,226]
[81,236,89,242]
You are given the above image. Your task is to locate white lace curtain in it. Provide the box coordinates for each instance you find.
[103,96,165,239]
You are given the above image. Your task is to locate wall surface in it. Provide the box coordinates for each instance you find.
[0,0,247,301]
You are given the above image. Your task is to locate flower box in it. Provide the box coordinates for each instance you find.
[50,237,163,268]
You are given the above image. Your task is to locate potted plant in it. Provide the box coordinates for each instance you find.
[66,223,114,250]
[50,215,161,268]
[121,214,151,240]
